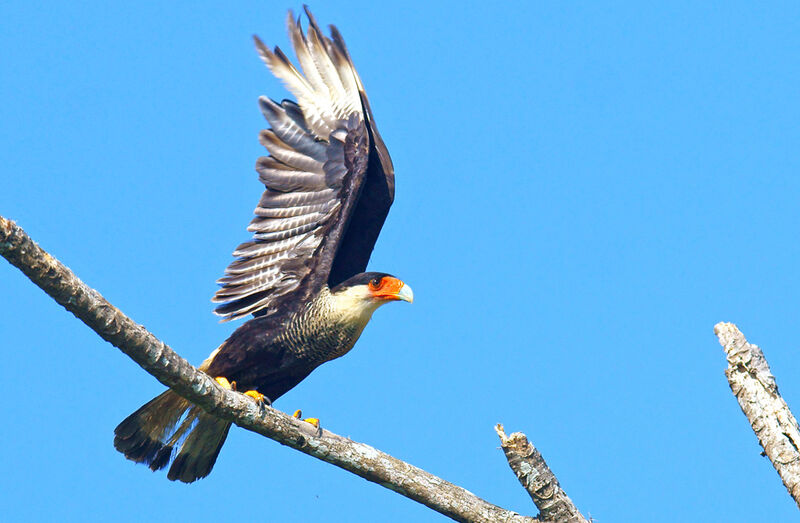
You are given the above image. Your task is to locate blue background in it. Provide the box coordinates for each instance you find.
[2,1,800,521]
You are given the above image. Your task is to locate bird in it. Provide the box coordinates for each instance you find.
[113,6,412,483]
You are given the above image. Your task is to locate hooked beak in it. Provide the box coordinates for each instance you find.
[396,283,414,303]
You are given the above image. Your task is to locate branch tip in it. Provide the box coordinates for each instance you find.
[714,322,800,509]
[496,423,587,523]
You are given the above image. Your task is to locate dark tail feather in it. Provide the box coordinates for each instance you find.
[167,411,232,483]
[113,390,232,483]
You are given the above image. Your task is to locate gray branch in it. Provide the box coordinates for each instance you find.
[496,425,589,522]
[714,322,800,509]
[0,215,556,522]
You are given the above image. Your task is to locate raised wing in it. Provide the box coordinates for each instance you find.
[213,8,393,321]
[325,25,395,288]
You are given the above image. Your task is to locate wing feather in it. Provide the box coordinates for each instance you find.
[251,222,319,242]
[258,98,326,160]
[213,10,380,321]
[255,158,328,192]
[232,237,300,257]
[258,130,324,174]
[247,212,325,234]
[223,251,292,275]
[253,201,335,218]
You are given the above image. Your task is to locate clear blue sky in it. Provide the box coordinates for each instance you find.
[2,1,800,521]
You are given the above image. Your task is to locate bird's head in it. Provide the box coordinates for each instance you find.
[330,272,413,318]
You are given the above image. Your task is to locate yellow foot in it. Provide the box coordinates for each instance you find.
[293,409,320,429]
[215,377,269,405]
[215,377,233,389]
[243,390,269,404]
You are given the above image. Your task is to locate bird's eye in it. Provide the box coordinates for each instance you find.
[370,277,383,289]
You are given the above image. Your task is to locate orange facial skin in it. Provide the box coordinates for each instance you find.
[369,276,406,301]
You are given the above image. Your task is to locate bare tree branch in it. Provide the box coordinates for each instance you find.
[496,425,588,523]
[714,322,800,509]
[0,214,547,523]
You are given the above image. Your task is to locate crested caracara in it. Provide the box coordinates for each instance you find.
[113,7,411,483]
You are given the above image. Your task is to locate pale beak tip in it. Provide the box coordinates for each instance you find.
[397,283,414,304]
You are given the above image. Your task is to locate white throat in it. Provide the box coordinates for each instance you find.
[327,285,384,326]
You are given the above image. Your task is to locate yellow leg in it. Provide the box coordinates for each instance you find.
[292,409,320,429]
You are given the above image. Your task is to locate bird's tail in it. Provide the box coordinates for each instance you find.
[113,389,231,483]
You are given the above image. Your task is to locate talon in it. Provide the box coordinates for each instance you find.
[293,409,302,419]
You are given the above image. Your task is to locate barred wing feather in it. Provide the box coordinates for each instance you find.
[212,9,381,321]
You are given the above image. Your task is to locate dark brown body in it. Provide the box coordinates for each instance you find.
[206,287,369,403]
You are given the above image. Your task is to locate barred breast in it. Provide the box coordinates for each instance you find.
[277,287,370,364]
